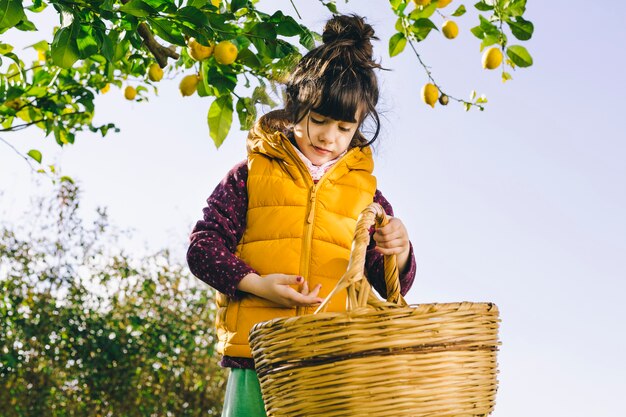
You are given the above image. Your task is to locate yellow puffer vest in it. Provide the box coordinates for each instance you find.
[215,110,377,358]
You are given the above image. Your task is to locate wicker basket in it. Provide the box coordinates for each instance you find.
[249,203,500,417]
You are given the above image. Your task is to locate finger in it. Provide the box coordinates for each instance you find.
[308,283,322,298]
[375,218,401,233]
[375,223,406,240]
[374,232,399,245]
[374,229,406,245]
[375,246,404,256]
[292,292,323,306]
[374,238,409,254]
[300,280,310,295]
[276,274,303,285]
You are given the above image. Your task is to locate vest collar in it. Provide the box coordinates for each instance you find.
[246,110,374,176]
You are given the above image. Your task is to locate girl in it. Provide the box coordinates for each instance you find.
[187,14,416,417]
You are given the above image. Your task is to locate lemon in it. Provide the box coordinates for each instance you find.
[37,50,46,61]
[437,0,453,8]
[211,0,221,7]
[124,86,137,100]
[179,74,199,97]
[148,63,164,82]
[214,40,238,65]
[442,20,458,39]
[100,83,110,94]
[414,0,431,5]
[438,94,449,106]
[188,39,214,61]
[421,83,438,108]
[482,47,503,70]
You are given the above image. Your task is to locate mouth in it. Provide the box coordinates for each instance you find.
[313,145,331,154]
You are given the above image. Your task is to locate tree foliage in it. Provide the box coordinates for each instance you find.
[0,0,534,169]
[0,181,226,416]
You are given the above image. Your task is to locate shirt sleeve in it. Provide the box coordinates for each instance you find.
[364,190,417,299]
[186,160,257,298]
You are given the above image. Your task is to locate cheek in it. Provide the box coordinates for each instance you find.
[293,123,310,139]
[340,133,354,149]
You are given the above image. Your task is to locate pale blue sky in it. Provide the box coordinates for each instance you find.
[2,2,625,416]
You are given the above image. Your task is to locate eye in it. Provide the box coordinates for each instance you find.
[310,117,325,124]
[338,126,352,132]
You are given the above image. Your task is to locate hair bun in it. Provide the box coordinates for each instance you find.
[322,14,377,60]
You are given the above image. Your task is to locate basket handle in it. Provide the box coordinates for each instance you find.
[314,203,408,314]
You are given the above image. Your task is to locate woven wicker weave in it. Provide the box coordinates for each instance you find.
[249,203,500,417]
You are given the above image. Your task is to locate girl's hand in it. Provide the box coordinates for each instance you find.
[237,273,323,308]
[373,217,411,273]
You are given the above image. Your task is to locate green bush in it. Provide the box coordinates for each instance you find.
[0,182,226,416]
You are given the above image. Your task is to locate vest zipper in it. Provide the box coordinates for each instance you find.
[281,142,358,305]
[307,186,317,224]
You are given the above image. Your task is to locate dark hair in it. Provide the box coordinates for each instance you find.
[285,14,382,147]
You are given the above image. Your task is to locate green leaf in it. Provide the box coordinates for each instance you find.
[26,0,46,12]
[51,24,80,68]
[28,40,48,52]
[389,0,402,12]
[252,86,276,107]
[236,48,261,69]
[388,32,406,57]
[27,86,47,97]
[395,17,404,33]
[411,18,438,41]
[409,2,437,19]
[6,85,25,100]
[14,16,36,31]
[236,97,256,130]
[506,0,526,17]
[299,30,314,50]
[481,34,499,49]
[322,1,337,14]
[0,43,13,54]
[148,17,185,45]
[234,35,251,50]
[100,32,114,61]
[276,16,302,37]
[119,0,156,18]
[205,66,236,96]
[0,0,26,30]
[451,5,466,17]
[76,25,99,58]
[143,0,176,12]
[506,44,533,67]
[507,16,533,41]
[231,0,247,12]
[27,149,42,163]
[176,6,209,28]
[208,95,233,149]
[474,1,493,11]
[187,0,206,8]
[479,14,500,36]
[197,75,211,97]
[250,22,277,40]
[471,25,485,39]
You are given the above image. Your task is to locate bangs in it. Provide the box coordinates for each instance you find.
[313,69,364,123]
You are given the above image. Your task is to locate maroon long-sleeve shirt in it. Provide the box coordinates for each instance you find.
[187,160,417,369]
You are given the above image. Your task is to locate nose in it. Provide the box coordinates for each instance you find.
[317,125,338,145]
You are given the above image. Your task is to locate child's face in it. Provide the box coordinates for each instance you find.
[293,110,359,166]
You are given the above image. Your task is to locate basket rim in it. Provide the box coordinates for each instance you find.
[250,301,500,333]
[255,341,499,378]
